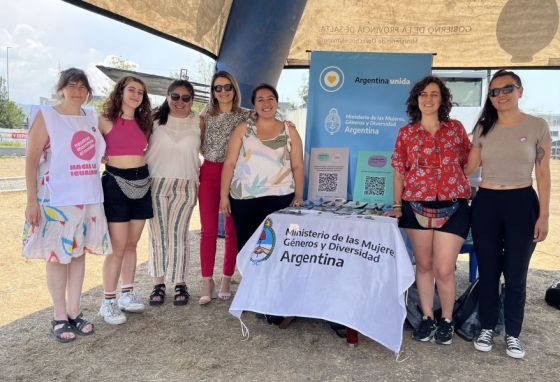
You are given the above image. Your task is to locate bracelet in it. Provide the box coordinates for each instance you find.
[393,204,402,209]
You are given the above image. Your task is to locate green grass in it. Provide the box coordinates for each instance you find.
[0,141,25,148]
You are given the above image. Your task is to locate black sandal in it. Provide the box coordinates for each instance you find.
[50,320,76,343]
[149,284,166,306]
[68,312,94,336]
[174,284,190,306]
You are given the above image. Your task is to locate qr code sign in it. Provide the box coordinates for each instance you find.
[364,175,386,196]
[318,172,338,192]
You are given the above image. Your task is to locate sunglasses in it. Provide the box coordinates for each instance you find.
[169,93,192,102]
[213,84,233,93]
[489,84,519,97]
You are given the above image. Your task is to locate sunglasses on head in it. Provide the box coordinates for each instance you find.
[213,84,233,93]
[169,93,192,102]
[489,83,519,97]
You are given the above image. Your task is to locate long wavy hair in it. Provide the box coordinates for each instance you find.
[406,75,452,124]
[102,76,153,137]
[153,80,195,126]
[56,68,93,103]
[476,69,523,137]
[207,71,242,116]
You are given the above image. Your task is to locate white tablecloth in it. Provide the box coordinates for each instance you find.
[229,211,415,353]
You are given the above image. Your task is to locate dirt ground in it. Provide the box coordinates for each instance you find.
[0,156,559,381]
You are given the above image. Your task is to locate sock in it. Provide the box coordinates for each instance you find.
[104,291,117,301]
[121,284,134,295]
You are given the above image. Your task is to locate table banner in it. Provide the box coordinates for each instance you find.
[229,212,415,353]
[304,51,432,199]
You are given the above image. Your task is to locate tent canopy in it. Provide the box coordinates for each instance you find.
[64,0,560,68]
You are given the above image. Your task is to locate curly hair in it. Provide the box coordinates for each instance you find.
[406,75,452,124]
[102,76,153,137]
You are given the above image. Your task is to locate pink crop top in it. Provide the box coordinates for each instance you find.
[104,117,148,156]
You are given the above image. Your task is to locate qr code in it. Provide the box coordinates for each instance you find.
[318,172,338,192]
[364,175,386,196]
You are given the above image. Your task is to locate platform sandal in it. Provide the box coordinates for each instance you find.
[50,320,76,343]
[174,284,190,306]
[149,284,166,306]
[68,312,94,336]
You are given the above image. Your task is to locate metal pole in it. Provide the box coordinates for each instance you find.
[6,46,11,101]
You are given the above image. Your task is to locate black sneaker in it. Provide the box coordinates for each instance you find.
[413,316,436,342]
[434,318,454,345]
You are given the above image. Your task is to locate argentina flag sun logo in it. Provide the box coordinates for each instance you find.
[319,66,344,92]
[251,218,276,265]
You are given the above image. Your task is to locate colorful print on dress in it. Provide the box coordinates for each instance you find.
[102,232,110,254]
[41,205,69,237]
[61,237,78,257]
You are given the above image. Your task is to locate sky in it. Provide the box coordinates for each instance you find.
[0,0,559,114]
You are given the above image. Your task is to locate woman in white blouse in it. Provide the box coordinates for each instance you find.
[145,80,200,306]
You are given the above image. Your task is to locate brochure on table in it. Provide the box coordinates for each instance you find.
[307,147,349,201]
[353,151,394,206]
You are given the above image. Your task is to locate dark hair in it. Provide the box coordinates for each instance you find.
[476,69,523,137]
[102,76,153,137]
[207,70,242,116]
[56,68,93,103]
[153,80,195,125]
[406,75,452,124]
[251,83,279,105]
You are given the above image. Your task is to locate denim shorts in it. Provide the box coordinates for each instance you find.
[102,165,153,222]
[398,199,470,239]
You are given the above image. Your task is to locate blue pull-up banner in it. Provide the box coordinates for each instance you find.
[304,52,432,200]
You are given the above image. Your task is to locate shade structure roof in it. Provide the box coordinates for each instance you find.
[65,0,560,68]
[96,65,210,103]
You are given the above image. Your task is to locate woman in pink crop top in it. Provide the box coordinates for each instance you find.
[466,70,551,359]
[98,76,153,325]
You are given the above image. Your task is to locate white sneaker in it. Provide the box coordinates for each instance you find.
[99,299,127,325]
[505,335,526,359]
[118,291,145,313]
[474,329,494,352]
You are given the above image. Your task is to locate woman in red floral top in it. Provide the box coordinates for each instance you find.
[387,76,471,345]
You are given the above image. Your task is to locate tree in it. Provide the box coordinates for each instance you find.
[0,76,26,129]
[298,73,309,108]
[93,56,139,113]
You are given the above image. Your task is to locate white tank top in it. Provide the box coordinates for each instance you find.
[40,106,105,206]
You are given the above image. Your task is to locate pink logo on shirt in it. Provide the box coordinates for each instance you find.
[71,131,96,160]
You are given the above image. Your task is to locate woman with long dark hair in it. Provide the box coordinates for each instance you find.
[386,75,471,345]
[466,70,551,359]
[98,76,153,325]
[145,80,200,306]
[220,83,304,328]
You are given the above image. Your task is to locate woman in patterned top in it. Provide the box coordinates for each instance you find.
[386,76,471,345]
[198,71,251,305]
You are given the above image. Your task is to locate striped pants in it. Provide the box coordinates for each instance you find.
[148,177,197,284]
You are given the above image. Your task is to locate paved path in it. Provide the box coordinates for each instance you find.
[0,176,25,192]
[0,147,25,156]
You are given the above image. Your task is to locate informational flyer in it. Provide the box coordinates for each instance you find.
[307,147,349,200]
[353,151,394,205]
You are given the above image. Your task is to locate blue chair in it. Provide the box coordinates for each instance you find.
[460,231,477,282]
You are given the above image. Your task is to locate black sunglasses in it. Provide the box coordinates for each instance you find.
[170,93,192,102]
[213,84,233,93]
[489,84,519,97]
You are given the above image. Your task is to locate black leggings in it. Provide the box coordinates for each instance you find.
[471,187,539,337]
[230,193,294,252]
